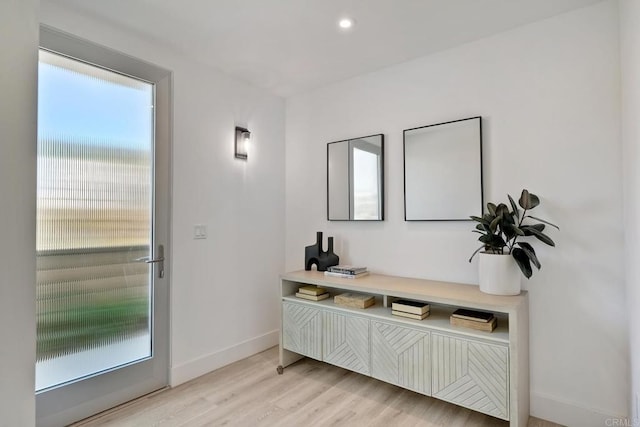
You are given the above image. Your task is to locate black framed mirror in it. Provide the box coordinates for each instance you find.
[403,117,483,221]
[327,134,384,221]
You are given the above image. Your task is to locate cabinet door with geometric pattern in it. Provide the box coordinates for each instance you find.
[322,311,370,375]
[371,321,431,395]
[431,333,509,420]
[282,302,323,361]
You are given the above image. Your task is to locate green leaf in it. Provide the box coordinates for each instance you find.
[496,203,510,218]
[519,189,540,210]
[528,193,541,209]
[468,245,486,262]
[479,234,506,250]
[512,226,525,236]
[512,248,533,279]
[489,234,507,251]
[504,212,516,225]
[508,194,520,220]
[516,242,541,269]
[489,216,500,232]
[502,225,515,241]
[470,216,489,227]
[487,203,497,216]
[526,215,559,230]
[502,224,524,241]
[526,227,555,246]
[521,224,545,236]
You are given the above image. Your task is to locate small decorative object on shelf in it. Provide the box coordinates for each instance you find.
[327,265,367,275]
[469,189,559,295]
[392,299,430,318]
[325,265,369,278]
[450,316,497,332]
[296,285,329,301]
[392,310,429,320]
[334,292,375,309]
[324,271,369,279]
[304,231,339,272]
[450,308,497,332]
[298,285,327,296]
[451,308,493,322]
[295,292,330,301]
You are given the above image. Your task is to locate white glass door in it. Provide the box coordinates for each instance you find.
[36,28,170,427]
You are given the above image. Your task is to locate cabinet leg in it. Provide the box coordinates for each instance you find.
[277,365,284,375]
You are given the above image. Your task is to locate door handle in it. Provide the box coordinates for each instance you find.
[135,244,165,278]
[134,257,164,263]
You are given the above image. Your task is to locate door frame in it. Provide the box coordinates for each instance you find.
[36,25,172,427]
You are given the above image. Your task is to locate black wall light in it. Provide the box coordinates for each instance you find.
[235,126,250,160]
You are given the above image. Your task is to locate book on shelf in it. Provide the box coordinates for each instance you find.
[450,315,497,332]
[392,299,430,315]
[392,310,430,320]
[326,265,368,275]
[334,292,375,309]
[295,292,330,301]
[324,270,369,279]
[298,285,327,296]
[451,308,494,323]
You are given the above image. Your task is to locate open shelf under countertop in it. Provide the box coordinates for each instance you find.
[282,294,509,344]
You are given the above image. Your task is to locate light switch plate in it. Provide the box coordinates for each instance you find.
[194,224,207,239]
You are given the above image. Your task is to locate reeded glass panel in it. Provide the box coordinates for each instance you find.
[36,50,154,391]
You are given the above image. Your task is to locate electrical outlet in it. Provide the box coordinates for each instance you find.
[193,224,207,239]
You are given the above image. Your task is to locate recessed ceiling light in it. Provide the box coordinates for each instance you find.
[338,18,355,30]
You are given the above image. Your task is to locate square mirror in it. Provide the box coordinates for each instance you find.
[327,134,384,221]
[403,117,483,221]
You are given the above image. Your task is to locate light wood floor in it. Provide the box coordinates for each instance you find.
[74,347,563,427]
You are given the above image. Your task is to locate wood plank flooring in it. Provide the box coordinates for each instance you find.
[73,347,563,427]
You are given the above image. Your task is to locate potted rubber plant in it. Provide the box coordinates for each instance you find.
[469,189,559,295]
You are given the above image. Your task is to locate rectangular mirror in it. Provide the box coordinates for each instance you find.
[403,117,483,221]
[328,134,384,221]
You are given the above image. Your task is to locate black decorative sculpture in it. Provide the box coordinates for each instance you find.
[305,231,339,271]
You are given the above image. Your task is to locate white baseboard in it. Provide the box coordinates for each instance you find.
[531,391,628,427]
[169,329,279,387]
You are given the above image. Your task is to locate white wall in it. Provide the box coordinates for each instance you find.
[0,0,38,425]
[620,0,640,423]
[40,3,286,386]
[286,1,626,425]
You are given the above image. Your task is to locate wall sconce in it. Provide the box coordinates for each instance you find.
[235,126,250,160]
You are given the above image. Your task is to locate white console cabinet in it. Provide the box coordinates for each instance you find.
[278,270,529,426]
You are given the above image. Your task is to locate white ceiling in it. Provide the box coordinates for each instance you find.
[44,0,604,97]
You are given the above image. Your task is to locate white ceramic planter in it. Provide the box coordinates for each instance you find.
[478,252,522,296]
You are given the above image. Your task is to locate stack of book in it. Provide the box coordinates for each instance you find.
[295,285,329,301]
[324,265,369,279]
[450,308,497,332]
[391,299,430,320]
[334,292,375,309]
